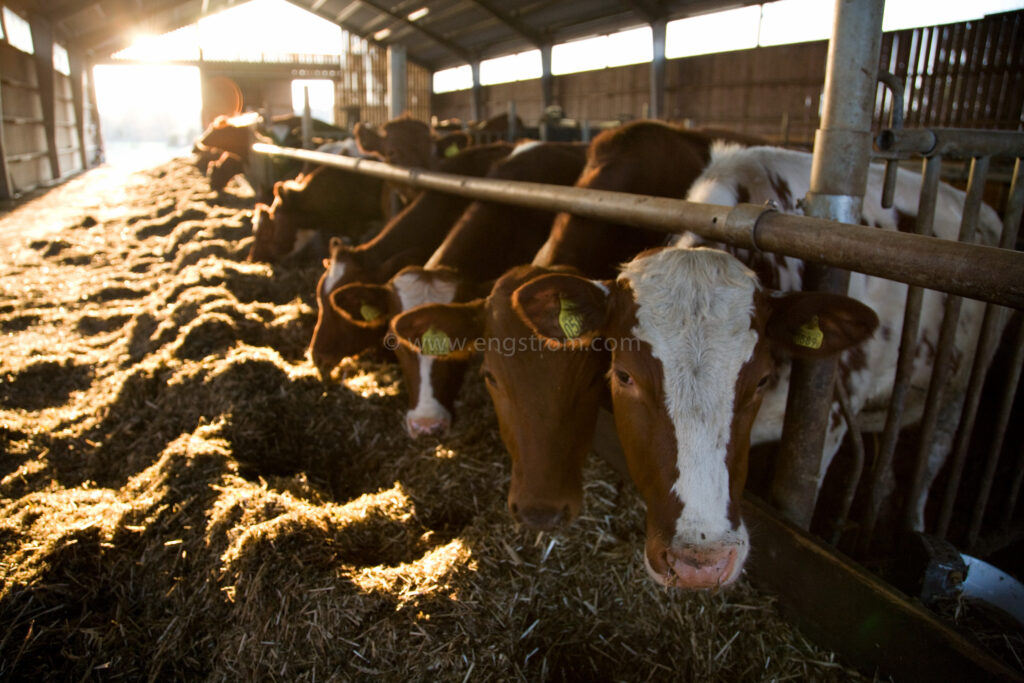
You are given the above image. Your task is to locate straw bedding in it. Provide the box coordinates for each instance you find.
[0,158,872,681]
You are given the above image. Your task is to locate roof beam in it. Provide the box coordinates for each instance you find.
[40,0,101,22]
[462,0,548,48]
[622,0,665,23]
[70,0,192,55]
[355,0,476,64]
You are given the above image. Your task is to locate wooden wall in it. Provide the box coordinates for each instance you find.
[1,40,51,195]
[432,10,1024,147]
[335,31,431,127]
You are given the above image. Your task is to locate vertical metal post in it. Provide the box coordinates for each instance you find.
[507,100,517,141]
[859,155,942,554]
[771,0,884,529]
[301,87,313,149]
[938,157,1024,539]
[540,44,553,111]
[650,17,667,120]
[470,61,482,124]
[0,71,12,198]
[387,44,407,119]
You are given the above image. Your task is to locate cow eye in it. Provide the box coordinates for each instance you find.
[757,374,771,390]
[614,369,634,387]
[481,368,497,386]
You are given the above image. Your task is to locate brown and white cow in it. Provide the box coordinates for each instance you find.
[307,142,513,376]
[391,264,609,529]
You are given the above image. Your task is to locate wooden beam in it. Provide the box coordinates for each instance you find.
[67,50,88,170]
[622,0,664,23]
[29,13,61,180]
[41,0,102,22]
[0,79,14,199]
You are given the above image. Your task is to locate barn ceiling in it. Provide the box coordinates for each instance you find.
[12,0,762,71]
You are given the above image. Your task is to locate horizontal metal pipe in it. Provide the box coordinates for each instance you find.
[253,143,1024,309]
[876,127,1024,159]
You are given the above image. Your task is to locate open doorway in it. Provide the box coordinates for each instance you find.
[92,65,202,169]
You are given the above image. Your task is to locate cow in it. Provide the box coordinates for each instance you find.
[333,142,588,437]
[308,142,513,376]
[392,143,1001,589]
[531,120,757,279]
[354,115,472,207]
[194,113,296,201]
[248,142,387,263]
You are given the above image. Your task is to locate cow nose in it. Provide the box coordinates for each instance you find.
[510,502,570,531]
[660,544,740,590]
[406,415,450,438]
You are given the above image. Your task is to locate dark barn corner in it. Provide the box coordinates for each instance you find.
[1,0,1023,680]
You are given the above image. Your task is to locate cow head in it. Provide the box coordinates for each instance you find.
[354,117,435,170]
[248,200,279,263]
[390,265,610,530]
[308,239,421,377]
[513,247,878,588]
[197,114,257,158]
[208,151,243,192]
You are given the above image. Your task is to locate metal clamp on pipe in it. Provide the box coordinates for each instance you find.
[724,201,779,253]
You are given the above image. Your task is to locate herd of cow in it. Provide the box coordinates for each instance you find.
[192,113,1002,590]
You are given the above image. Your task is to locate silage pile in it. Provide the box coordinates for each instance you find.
[0,158,868,681]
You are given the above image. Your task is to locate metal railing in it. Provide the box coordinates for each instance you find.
[253,141,1024,310]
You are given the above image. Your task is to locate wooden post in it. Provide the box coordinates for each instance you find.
[0,76,13,199]
[29,13,60,181]
[68,51,88,170]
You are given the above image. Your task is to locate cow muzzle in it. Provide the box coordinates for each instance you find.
[644,533,748,590]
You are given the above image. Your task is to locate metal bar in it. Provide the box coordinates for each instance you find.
[252,142,1024,310]
[829,382,865,547]
[938,157,1024,538]
[771,0,885,529]
[969,320,1024,550]
[877,127,1024,158]
[997,321,1024,529]
[859,155,944,554]
[877,70,905,208]
[903,155,992,531]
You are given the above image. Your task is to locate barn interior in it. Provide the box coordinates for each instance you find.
[1,0,1023,680]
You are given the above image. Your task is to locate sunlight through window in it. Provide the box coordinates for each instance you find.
[2,6,33,54]
[291,79,336,123]
[433,64,473,93]
[666,6,761,59]
[480,50,541,86]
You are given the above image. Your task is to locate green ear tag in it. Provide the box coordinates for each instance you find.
[444,143,460,158]
[360,302,381,322]
[421,325,452,356]
[558,295,584,339]
[794,315,824,350]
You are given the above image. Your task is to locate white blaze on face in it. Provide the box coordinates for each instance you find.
[391,271,459,312]
[620,248,758,546]
[322,258,348,293]
[405,354,451,433]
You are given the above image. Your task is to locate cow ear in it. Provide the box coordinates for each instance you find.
[330,283,393,329]
[511,273,610,349]
[389,301,484,361]
[354,122,383,155]
[766,291,879,358]
[435,132,471,159]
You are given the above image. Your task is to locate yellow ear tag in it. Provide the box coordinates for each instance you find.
[421,325,452,356]
[558,294,584,339]
[794,315,824,350]
[444,143,460,158]
[360,302,381,322]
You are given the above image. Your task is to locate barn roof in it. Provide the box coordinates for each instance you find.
[17,0,760,71]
